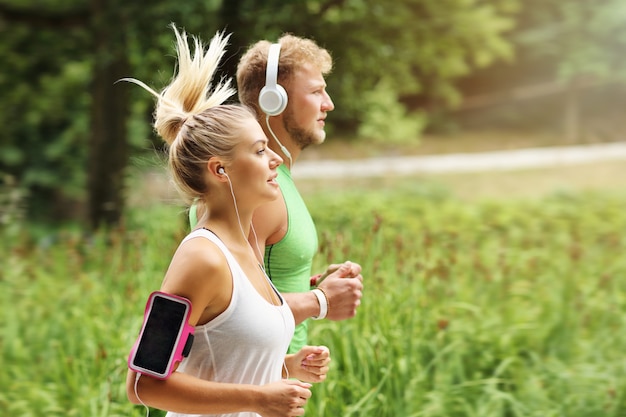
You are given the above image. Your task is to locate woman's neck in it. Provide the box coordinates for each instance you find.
[198,206,251,242]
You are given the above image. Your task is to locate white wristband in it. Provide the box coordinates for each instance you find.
[311,288,328,320]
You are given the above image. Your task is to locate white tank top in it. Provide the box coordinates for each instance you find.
[166,228,295,417]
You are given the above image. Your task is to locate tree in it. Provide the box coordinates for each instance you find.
[86,0,130,229]
[308,0,517,141]
[516,0,626,142]
[451,0,626,141]
[0,0,523,226]
[0,0,225,228]
[0,1,91,223]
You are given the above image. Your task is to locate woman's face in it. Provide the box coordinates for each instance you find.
[228,117,283,204]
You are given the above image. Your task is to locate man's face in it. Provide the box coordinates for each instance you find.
[282,63,334,150]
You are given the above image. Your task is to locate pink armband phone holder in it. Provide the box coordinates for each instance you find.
[128,291,195,380]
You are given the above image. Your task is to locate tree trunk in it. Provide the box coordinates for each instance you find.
[564,76,581,144]
[87,0,130,230]
[219,0,253,92]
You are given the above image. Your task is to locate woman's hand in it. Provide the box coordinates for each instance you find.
[285,345,331,383]
[257,379,312,417]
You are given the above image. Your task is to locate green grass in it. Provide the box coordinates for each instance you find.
[1,205,184,417]
[3,179,626,416]
[305,187,626,416]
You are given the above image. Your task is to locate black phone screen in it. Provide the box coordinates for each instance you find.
[133,295,187,374]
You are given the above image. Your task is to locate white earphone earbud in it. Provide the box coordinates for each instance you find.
[218,167,225,175]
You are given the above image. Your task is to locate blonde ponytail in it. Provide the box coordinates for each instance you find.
[121,24,235,144]
[121,24,257,204]
[155,24,235,144]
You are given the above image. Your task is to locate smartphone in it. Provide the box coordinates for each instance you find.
[128,291,195,379]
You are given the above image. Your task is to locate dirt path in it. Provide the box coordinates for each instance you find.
[292,142,626,179]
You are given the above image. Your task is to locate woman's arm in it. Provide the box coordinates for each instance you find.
[127,369,311,416]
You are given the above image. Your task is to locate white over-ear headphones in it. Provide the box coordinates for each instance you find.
[258,43,288,116]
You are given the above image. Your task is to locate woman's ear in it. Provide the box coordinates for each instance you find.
[207,158,227,181]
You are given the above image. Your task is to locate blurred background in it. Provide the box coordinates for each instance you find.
[4,2,626,416]
[2,0,626,228]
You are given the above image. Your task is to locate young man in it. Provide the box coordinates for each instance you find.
[192,34,364,353]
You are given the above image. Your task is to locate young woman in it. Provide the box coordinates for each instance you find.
[123,25,330,417]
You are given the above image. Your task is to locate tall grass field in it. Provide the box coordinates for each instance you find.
[2,182,626,416]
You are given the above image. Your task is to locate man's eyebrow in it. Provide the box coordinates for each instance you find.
[306,79,327,89]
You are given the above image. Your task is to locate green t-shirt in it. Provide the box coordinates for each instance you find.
[188,164,318,353]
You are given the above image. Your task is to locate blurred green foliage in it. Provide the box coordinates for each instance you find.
[2,0,626,225]
[515,0,626,81]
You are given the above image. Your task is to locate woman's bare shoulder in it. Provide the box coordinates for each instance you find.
[160,235,232,310]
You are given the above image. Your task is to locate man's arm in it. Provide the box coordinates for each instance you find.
[249,195,288,262]
[282,292,325,325]
[285,261,363,325]
[250,192,327,323]
[250,194,364,325]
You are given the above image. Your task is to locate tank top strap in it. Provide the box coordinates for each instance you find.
[182,228,287,308]
[182,228,240,273]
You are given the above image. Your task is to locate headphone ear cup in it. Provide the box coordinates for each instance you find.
[259,83,288,116]
[259,43,288,116]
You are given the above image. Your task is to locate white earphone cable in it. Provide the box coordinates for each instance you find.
[224,173,290,379]
[224,172,248,247]
[265,114,293,169]
[134,373,150,417]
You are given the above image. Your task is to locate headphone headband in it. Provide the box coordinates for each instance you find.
[265,43,281,89]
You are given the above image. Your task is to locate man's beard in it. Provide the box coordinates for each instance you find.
[283,109,326,150]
